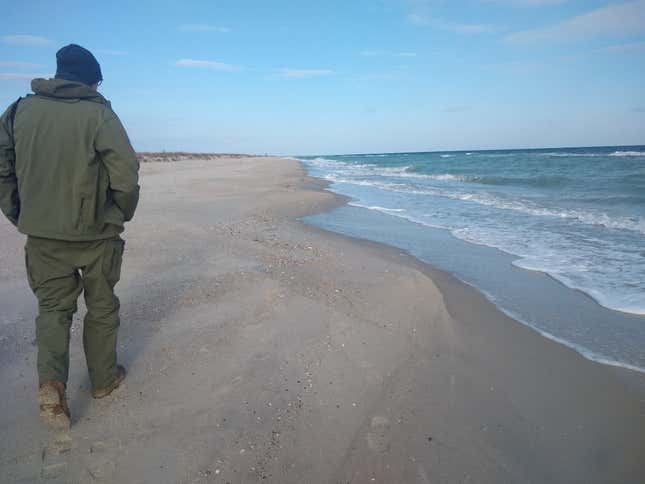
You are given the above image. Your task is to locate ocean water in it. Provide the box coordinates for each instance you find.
[298,146,645,371]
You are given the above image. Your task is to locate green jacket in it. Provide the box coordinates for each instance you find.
[0,78,139,241]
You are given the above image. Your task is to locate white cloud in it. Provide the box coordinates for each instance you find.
[408,12,431,25]
[179,24,231,33]
[0,61,44,69]
[485,0,567,6]
[0,72,50,80]
[407,12,495,34]
[274,69,334,79]
[1,35,51,46]
[593,40,645,53]
[505,0,645,43]
[452,23,496,34]
[176,59,239,71]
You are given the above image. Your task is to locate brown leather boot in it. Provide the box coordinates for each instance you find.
[91,365,126,399]
[38,381,71,430]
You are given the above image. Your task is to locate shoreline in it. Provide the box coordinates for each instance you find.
[297,162,645,376]
[297,148,645,322]
[297,159,645,374]
[348,200,645,318]
[1,156,643,482]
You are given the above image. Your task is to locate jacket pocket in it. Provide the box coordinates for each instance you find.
[102,238,124,287]
[76,198,86,230]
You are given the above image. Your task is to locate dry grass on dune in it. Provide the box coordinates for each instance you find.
[137,152,259,163]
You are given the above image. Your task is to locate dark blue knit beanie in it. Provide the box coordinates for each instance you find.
[55,44,103,85]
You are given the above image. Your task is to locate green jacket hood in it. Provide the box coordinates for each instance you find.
[31,78,108,105]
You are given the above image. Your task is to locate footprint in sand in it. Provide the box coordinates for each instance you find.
[41,431,72,479]
[84,440,117,481]
[366,415,391,453]
[48,431,72,455]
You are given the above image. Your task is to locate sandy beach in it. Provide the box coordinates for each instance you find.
[1,156,643,483]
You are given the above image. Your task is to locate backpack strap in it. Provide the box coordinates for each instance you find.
[9,97,22,139]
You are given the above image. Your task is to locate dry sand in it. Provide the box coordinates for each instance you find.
[0,156,643,483]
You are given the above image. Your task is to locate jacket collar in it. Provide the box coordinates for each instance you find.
[31,78,109,105]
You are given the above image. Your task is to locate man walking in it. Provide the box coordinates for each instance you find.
[0,44,139,429]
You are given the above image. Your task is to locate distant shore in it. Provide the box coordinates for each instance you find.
[0,156,643,483]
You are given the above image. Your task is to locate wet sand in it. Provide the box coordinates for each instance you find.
[0,156,643,483]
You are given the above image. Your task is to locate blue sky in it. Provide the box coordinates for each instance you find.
[1,0,644,154]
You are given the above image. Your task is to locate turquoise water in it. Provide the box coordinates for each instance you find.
[298,146,645,371]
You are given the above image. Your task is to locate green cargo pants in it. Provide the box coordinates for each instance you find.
[25,236,124,390]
